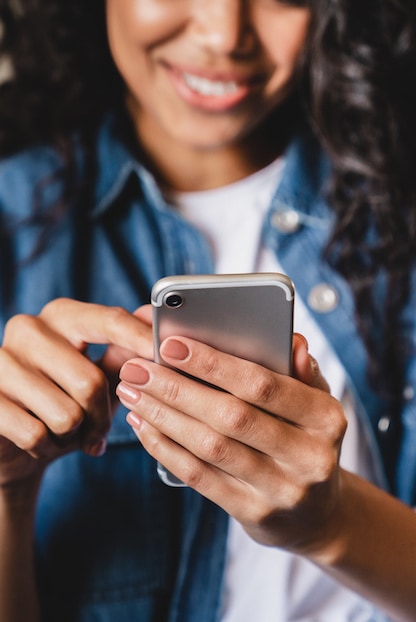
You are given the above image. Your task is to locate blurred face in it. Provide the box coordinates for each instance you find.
[106,0,310,155]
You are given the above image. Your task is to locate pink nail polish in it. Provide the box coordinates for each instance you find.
[120,363,149,385]
[117,383,141,404]
[160,338,190,361]
[126,412,143,430]
[88,438,107,457]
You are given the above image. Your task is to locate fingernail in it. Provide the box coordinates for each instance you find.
[309,356,319,374]
[120,363,149,385]
[160,338,190,361]
[126,412,143,430]
[298,334,309,350]
[88,438,107,457]
[117,382,142,404]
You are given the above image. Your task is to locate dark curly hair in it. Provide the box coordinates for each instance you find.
[0,0,415,402]
[305,0,416,401]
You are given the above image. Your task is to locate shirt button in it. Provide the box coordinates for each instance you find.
[271,209,301,233]
[307,283,339,313]
[403,385,414,401]
[378,416,391,433]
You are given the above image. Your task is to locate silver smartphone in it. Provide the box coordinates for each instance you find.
[151,272,295,486]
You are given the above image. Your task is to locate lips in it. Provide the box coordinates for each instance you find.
[166,65,262,112]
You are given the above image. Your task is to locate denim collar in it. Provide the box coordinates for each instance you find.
[270,126,333,229]
[91,114,169,219]
[90,114,332,225]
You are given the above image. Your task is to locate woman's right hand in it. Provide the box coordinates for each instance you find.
[0,298,153,491]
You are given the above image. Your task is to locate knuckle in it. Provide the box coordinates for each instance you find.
[313,394,347,441]
[40,297,71,319]
[200,432,229,464]
[18,419,48,454]
[147,402,168,428]
[244,495,277,527]
[337,411,348,440]
[53,403,84,435]
[143,428,162,454]
[105,306,131,332]
[325,398,348,443]
[75,366,109,406]
[198,351,223,380]
[311,446,338,484]
[248,372,277,403]
[3,313,40,344]
[286,485,308,511]
[272,481,306,513]
[220,398,253,437]
[162,377,181,404]
[180,459,205,489]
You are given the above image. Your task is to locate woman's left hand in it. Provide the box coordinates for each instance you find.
[116,331,346,558]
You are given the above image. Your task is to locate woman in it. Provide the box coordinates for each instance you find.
[0,1,415,620]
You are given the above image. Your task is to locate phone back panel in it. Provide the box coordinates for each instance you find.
[151,273,294,486]
[152,273,294,375]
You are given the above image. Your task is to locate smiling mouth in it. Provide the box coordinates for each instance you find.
[182,72,239,97]
[167,64,262,111]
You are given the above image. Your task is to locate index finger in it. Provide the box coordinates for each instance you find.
[40,298,154,359]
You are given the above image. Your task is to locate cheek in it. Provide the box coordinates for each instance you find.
[106,0,183,48]
[259,11,310,78]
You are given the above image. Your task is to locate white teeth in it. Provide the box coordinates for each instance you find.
[182,72,239,96]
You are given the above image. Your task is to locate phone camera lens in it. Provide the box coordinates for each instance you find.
[165,293,183,308]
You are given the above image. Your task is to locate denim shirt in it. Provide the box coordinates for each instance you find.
[0,115,415,621]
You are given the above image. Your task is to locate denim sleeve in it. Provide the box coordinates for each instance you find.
[35,420,184,622]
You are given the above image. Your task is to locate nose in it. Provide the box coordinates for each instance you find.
[190,0,255,56]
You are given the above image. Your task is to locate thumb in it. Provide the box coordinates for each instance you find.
[292,333,330,393]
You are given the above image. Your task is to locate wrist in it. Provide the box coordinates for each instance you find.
[0,474,42,518]
[301,469,353,568]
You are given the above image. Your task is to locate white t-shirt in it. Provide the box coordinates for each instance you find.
[170,161,379,621]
